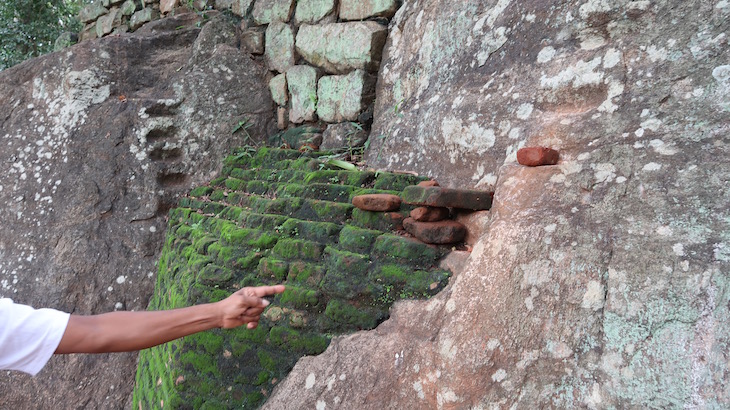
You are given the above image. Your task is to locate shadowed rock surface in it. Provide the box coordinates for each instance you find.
[267,0,730,408]
[0,13,274,409]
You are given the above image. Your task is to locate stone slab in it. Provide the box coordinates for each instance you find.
[296,22,388,74]
[401,185,493,210]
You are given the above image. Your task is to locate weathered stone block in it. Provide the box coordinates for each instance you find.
[214,0,234,10]
[79,2,109,23]
[403,218,466,245]
[160,0,178,14]
[295,0,336,24]
[372,234,440,267]
[338,225,382,254]
[410,206,449,222]
[351,208,405,231]
[231,0,255,17]
[241,27,265,54]
[120,0,137,16]
[339,0,399,21]
[96,8,121,38]
[265,22,296,73]
[321,122,368,151]
[516,147,560,166]
[317,70,376,123]
[277,107,288,129]
[270,74,288,106]
[352,194,402,212]
[296,22,388,74]
[253,0,296,24]
[79,22,98,41]
[401,185,493,211]
[287,66,319,123]
[130,7,158,30]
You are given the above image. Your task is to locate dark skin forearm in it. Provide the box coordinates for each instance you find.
[55,285,285,354]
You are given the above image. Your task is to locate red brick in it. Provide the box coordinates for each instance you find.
[351,194,402,211]
[403,218,467,244]
[516,147,560,166]
[410,206,449,222]
[417,180,440,187]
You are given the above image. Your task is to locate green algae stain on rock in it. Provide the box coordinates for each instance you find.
[133,148,456,409]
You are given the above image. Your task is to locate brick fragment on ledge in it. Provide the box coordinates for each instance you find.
[410,206,449,222]
[352,194,402,212]
[403,218,467,244]
[516,147,560,167]
[417,180,440,187]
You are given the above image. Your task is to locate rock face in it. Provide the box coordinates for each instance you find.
[0,14,274,409]
[267,0,730,409]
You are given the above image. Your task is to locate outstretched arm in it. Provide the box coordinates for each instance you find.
[55,285,285,354]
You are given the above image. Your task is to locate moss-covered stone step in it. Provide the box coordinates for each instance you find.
[133,147,455,410]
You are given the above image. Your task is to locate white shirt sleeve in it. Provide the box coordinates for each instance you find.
[0,298,70,376]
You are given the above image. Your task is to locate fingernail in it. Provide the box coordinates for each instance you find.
[262,299,270,306]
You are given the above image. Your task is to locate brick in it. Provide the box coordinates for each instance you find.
[401,186,493,211]
[516,146,560,166]
[403,218,467,245]
[352,194,401,211]
[410,206,449,222]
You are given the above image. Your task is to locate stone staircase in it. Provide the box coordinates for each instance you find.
[133,147,495,409]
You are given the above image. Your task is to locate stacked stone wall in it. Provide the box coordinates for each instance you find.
[77,0,400,149]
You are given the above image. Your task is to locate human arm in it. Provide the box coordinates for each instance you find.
[54,285,285,354]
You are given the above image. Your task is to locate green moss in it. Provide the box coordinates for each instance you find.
[351,208,406,231]
[287,262,325,285]
[176,224,193,238]
[303,183,354,202]
[372,234,441,268]
[225,177,246,191]
[324,299,379,329]
[210,176,227,187]
[300,199,353,224]
[245,213,289,231]
[338,225,382,253]
[179,350,220,377]
[236,253,264,270]
[194,236,219,255]
[373,172,427,191]
[275,183,307,198]
[220,225,254,246]
[190,186,215,197]
[279,286,320,310]
[197,264,233,286]
[209,190,226,202]
[257,349,277,372]
[324,246,370,276]
[272,238,325,260]
[280,218,341,243]
[257,258,289,281]
[246,180,269,195]
[289,333,330,355]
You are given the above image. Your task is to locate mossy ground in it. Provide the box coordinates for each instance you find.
[133,148,454,409]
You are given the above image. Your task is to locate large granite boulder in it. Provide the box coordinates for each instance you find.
[267,0,730,408]
[0,13,275,409]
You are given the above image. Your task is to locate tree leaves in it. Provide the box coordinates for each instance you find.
[0,0,84,70]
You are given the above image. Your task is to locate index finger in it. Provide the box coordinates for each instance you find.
[247,285,286,297]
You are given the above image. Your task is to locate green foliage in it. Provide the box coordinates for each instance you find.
[0,0,84,70]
